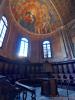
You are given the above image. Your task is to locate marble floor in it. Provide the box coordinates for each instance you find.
[16,87,75,100]
[0,87,75,100]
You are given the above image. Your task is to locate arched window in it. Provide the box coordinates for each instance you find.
[43,40,51,58]
[0,16,8,47]
[19,38,28,57]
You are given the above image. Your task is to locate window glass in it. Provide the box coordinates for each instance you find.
[43,40,51,58]
[19,38,28,57]
[0,16,8,47]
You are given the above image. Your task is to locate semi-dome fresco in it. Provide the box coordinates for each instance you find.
[10,0,62,34]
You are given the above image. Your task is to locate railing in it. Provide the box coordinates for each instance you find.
[15,81,36,100]
[0,55,75,86]
[51,60,75,74]
[50,60,75,86]
[0,56,44,84]
[55,78,75,100]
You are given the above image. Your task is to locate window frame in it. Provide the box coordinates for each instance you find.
[0,16,8,47]
[43,40,51,59]
[18,37,29,57]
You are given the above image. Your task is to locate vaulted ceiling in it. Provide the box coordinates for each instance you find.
[8,0,75,35]
[52,0,75,24]
[10,0,62,34]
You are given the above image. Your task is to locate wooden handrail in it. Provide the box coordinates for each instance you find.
[15,81,36,100]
